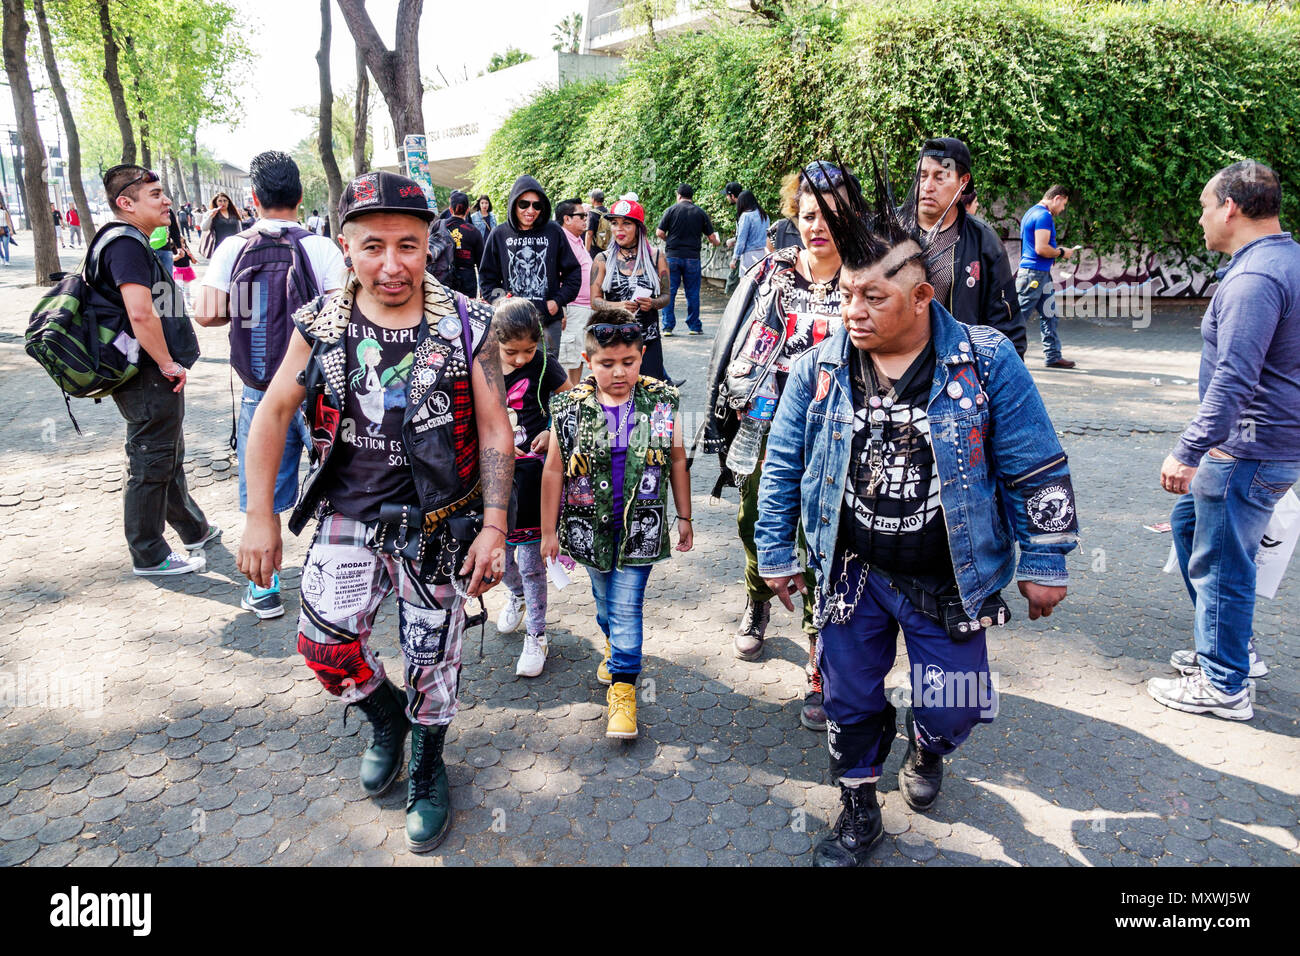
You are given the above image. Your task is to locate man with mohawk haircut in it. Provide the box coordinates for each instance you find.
[755,156,1078,866]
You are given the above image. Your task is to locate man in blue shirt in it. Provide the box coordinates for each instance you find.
[1017,185,1077,368]
[1151,160,1300,722]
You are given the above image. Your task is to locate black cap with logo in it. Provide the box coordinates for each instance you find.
[338,170,436,225]
[920,137,976,197]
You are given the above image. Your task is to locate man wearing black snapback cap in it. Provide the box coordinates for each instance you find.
[238,170,515,853]
[905,137,1027,357]
[445,189,484,297]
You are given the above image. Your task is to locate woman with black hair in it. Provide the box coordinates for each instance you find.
[471,195,498,237]
[199,192,242,259]
[731,190,770,274]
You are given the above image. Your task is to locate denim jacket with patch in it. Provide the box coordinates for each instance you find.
[755,301,1078,617]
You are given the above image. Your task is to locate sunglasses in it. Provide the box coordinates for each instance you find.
[516,199,543,211]
[113,169,160,204]
[800,161,846,191]
[588,323,645,346]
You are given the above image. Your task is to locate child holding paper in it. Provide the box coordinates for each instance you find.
[541,309,693,739]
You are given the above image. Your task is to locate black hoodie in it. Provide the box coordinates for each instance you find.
[478,175,581,323]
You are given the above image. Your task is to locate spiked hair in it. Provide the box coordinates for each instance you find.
[804,148,928,280]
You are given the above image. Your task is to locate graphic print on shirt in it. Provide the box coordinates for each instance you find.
[775,281,841,375]
[844,400,942,536]
[507,377,530,448]
[506,236,548,300]
[624,508,662,559]
[339,320,417,469]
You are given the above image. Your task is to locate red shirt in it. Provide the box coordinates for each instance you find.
[66,209,80,227]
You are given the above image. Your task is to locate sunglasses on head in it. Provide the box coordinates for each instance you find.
[801,161,846,192]
[589,323,644,346]
[516,199,543,211]
[112,169,160,204]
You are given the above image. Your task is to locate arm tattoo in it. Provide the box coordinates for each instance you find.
[479,446,513,512]
[476,324,506,401]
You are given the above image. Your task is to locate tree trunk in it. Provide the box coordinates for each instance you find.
[352,43,369,177]
[3,0,60,282]
[160,154,170,196]
[32,0,94,242]
[335,0,424,145]
[172,153,188,203]
[190,132,202,206]
[123,34,150,167]
[317,0,344,239]
[97,0,135,165]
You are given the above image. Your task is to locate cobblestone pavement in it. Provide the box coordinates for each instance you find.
[1,257,1297,866]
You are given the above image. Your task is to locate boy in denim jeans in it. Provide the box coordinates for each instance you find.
[541,309,693,739]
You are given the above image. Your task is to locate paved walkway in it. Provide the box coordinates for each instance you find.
[1,256,1296,866]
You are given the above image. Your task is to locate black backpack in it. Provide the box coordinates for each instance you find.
[426,219,455,284]
[24,223,158,431]
[227,224,319,390]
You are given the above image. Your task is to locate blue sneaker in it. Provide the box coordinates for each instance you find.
[241,573,284,619]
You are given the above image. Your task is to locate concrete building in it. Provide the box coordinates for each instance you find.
[370,52,625,190]
[583,0,750,54]
[198,162,250,208]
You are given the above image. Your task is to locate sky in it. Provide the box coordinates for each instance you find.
[205,0,582,166]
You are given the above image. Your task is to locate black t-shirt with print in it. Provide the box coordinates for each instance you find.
[320,305,421,523]
[840,342,953,583]
[506,349,568,452]
[773,268,840,394]
[95,230,199,368]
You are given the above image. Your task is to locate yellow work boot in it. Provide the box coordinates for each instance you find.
[597,640,612,685]
[605,682,638,739]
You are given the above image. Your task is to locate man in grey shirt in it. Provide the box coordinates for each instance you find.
[1150,160,1300,721]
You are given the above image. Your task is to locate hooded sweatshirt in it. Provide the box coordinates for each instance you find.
[478,175,582,324]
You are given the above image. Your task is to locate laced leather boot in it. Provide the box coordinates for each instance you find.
[898,707,944,812]
[813,782,883,867]
[350,679,410,797]
[733,597,770,661]
[406,724,451,852]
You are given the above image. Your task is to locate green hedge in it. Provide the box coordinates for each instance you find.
[471,0,1300,255]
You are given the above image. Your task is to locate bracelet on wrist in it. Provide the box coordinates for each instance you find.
[677,516,692,523]
[484,522,508,537]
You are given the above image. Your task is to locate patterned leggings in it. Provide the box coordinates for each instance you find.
[502,540,548,635]
[296,514,467,726]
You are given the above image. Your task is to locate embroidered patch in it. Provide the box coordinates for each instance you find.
[815,369,832,402]
[399,604,450,667]
[637,466,661,500]
[565,515,595,556]
[651,402,674,440]
[742,324,779,365]
[351,173,379,207]
[967,424,987,468]
[566,475,595,506]
[624,507,663,559]
[1025,479,1078,534]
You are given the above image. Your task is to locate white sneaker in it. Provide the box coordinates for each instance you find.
[516,633,548,678]
[497,591,525,633]
[1147,670,1253,721]
[1170,645,1267,679]
[133,550,205,576]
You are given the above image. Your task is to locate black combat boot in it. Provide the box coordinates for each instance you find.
[406,723,451,852]
[732,597,771,661]
[813,781,883,867]
[351,679,410,797]
[898,707,943,812]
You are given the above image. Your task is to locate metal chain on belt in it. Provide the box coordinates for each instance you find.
[814,551,870,629]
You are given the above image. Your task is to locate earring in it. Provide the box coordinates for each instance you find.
[343,256,352,269]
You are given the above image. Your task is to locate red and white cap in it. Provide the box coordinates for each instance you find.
[604,198,646,226]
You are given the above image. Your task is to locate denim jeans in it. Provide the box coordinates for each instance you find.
[1170,455,1300,694]
[0,231,10,263]
[110,362,209,567]
[819,561,997,779]
[237,384,309,514]
[663,256,702,332]
[1016,268,1060,363]
[155,248,174,277]
[587,563,653,676]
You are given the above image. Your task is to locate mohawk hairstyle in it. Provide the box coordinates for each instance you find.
[805,146,927,280]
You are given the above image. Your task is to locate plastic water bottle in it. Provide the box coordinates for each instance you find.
[726,375,779,477]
